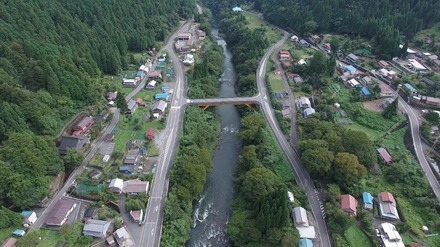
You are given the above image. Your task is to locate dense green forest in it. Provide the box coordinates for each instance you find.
[0,0,195,209]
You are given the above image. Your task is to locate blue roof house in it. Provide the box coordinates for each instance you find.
[300,238,313,247]
[119,165,134,175]
[360,86,371,98]
[136,70,144,78]
[155,93,169,101]
[362,192,374,209]
[404,83,417,94]
[13,229,26,237]
[343,65,357,74]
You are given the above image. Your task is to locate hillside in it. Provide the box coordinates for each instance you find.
[0,0,195,208]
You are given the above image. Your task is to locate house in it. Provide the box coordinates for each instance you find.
[124,180,149,196]
[183,54,195,65]
[72,116,94,136]
[347,78,361,88]
[122,78,137,87]
[379,83,394,98]
[88,169,102,179]
[311,34,321,43]
[155,93,169,101]
[83,207,97,222]
[379,60,390,68]
[274,69,281,75]
[83,219,111,238]
[106,236,116,247]
[431,125,439,135]
[139,65,149,73]
[148,70,162,79]
[197,30,206,40]
[299,238,313,247]
[130,209,143,223]
[280,99,290,109]
[382,98,395,109]
[152,100,168,114]
[135,98,146,107]
[378,192,399,220]
[136,70,145,79]
[290,35,299,42]
[324,43,331,50]
[380,222,404,247]
[360,86,371,98]
[281,108,290,118]
[377,147,392,165]
[113,226,134,247]
[12,230,25,237]
[340,194,357,217]
[145,128,155,140]
[0,238,17,247]
[303,108,316,118]
[45,199,76,226]
[297,97,311,109]
[299,39,310,47]
[361,76,374,85]
[292,207,309,227]
[126,99,138,114]
[119,165,135,175]
[362,192,374,209]
[428,54,438,61]
[293,75,304,84]
[123,155,138,166]
[145,80,157,90]
[58,135,89,155]
[106,91,117,101]
[408,59,427,71]
[174,40,192,53]
[109,178,124,193]
[177,32,192,41]
[404,83,417,94]
[343,65,357,74]
[279,50,291,61]
[232,6,243,12]
[21,210,37,225]
[346,53,360,63]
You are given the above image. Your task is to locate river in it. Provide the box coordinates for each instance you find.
[186,29,240,247]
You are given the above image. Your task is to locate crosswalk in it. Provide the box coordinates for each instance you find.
[315,189,326,219]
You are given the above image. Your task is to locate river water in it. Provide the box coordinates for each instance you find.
[186,29,240,247]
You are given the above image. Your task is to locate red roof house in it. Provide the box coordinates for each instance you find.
[340,194,358,217]
[279,50,291,61]
[377,147,392,165]
[324,43,331,50]
[274,69,281,75]
[135,98,146,106]
[145,128,155,140]
[72,116,94,136]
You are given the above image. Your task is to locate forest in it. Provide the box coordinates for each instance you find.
[0,0,195,209]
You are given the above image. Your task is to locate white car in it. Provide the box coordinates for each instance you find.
[376,229,380,237]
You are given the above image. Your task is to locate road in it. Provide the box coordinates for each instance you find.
[255,32,332,247]
[31,108,121,229]
[139,21,192,247]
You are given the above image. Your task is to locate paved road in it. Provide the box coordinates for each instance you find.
[255,32,332,247]
[31,108,121,229]
[139,21,192,247]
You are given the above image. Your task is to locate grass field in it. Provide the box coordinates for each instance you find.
[344,225,373,247]
[268,73,286,92]
[242,11,282,44]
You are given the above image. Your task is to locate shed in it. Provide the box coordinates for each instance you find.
[377,147,392,165]
[145,128,155,140]
[155,93,169,101]
[300,238,313,247]
[119,165,134,174]
[21,210,37,225]
[404,83,417,94]
[360,87,371,97]
[12,229,25,237]
[343,65,357,74]
[109,178,124,193]
[362,192,374,209]
[130,209,143,223]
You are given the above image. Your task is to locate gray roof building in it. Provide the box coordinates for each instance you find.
[152,100,167,114]
[58,135,89,155]
[127,99,138,114]
[83,219,111,238]
[113,226,134,247]
[45,199,76,226]
[292,207,309,227]
[74,116,94,131]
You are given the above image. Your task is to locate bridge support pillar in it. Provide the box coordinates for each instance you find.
[201,105,210,110]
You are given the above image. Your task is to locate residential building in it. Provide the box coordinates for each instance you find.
[279,50,291,61]
[347,78,361,88]
[361,76,374,85]
[303,108,316,118]
[378,192,399,220]
[362,192,373,209]
[281,108,290,118]
[293,75,304,84]
[21,210,37,225]
[421,77,435,87]
[123,155,138,166]
[45,199,76,226]
[408,59,427,71]
[377,147,392,165]
[88,169,102,179]
[145,128,155,140]
[343,65,357,74]
[83,219,111,238]
[379,83,394,98]
[145,80,157,90]
[130,209,143,223]
[432,59,440,71]
[340,194,357,217]
[106,236,116,247]
[106,91,117,101]
[197,30,206,40]
[124,180,149,196]
[404,83,417,94]
[379,60,390,68]
[152,100,167,114]
[136,70,144,79]
[119,165,135,174]
[109,178,124,193]
[0,238,17,247]
[155,93,169,101]
[299,39,310,47]
[161,85,170,93]
[360,86,371,98]
[126,99,138,114]
[135,98,146,107]
[73,116,94,136]
[122,78,137,87]
[292,207,309,227]
[324,43,331,50]
[297,97,311,109]
[58,135,89,155]
[177,32,192,41]
[147,70,162,79]
[346,53,360,63]
[380,222,404,247]
[299,238,313,247]
[280,99,290,109]
[83,207,97,222]
[382,98,394,109]
[232,6,243,12]
[424,96,440,107]
[113,226,134,247]
[274,69,281,75]
[139,65,149,73]
[183,54,195,65]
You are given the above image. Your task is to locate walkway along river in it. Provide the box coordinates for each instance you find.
[186,29,240,247]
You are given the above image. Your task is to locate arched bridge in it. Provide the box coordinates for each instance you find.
[187,96,261,110]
